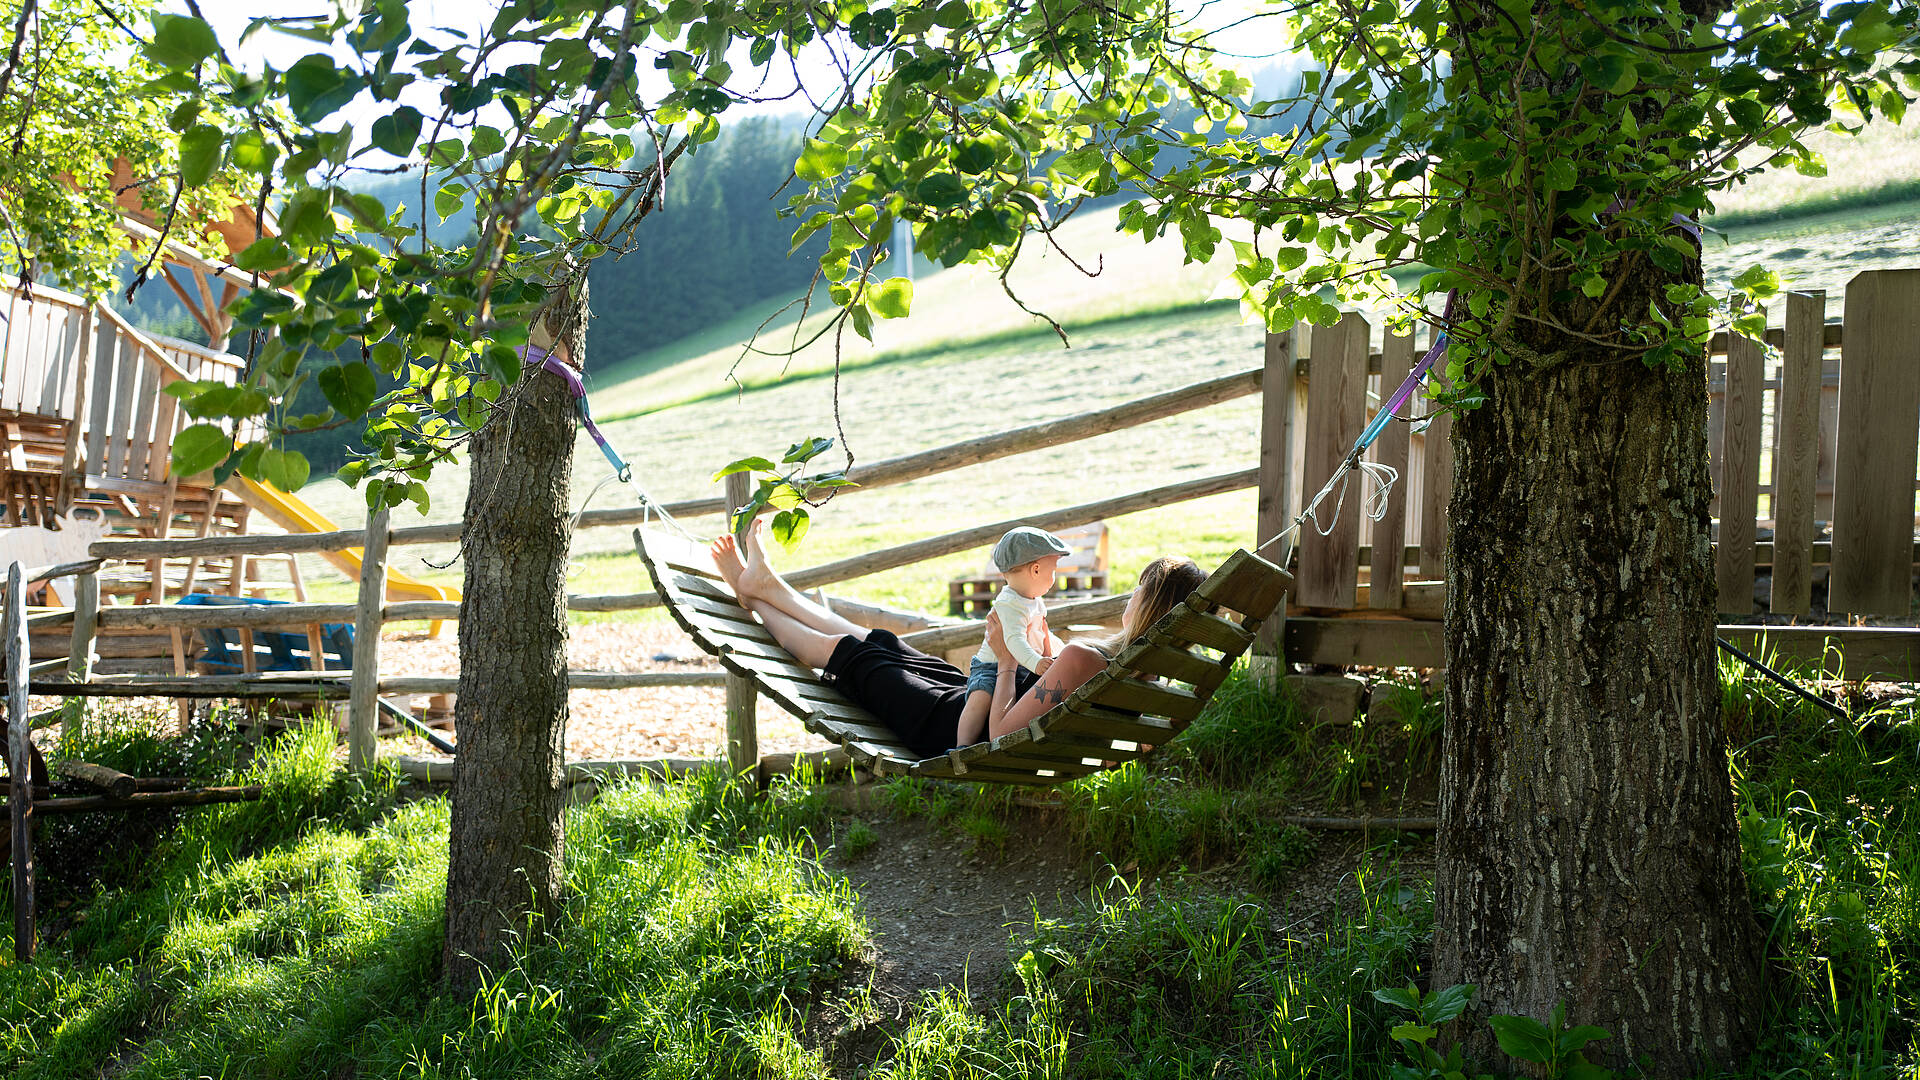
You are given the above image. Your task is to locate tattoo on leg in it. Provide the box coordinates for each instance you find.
[1033,682,1066,705]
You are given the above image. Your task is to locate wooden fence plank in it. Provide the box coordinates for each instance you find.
[1370,329,1413,609]
[6,562,35,961]
[1830,269,1920,614]
[1297,313,1369,608]
[348,507,389,771]
[1771,292,1825,615]
[1717,309,1766,614]
[1419,329,1451,581]
[1255,327,1296,656]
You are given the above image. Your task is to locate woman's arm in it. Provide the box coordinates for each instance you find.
[986,641,1108,740]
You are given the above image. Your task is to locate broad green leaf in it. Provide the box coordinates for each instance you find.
[260,448,311,492]
[914,173,968,208]
[145,14,219,70]
[1389,1023,1437,1046]
[318,362,379,416]
[869,276,914,319]
[370,106,423,156]
[285,54,361,123]
[1543,158,1577,192]
[782,437,833,464]
[770,507,810,550]
[1423,983,1476,1024]
[171,423,232,478]
[711,456,778,482]
[795,138,848,182]
[1486,1014,1554,1065]
[178,125,224,188]
[229,130,279,173]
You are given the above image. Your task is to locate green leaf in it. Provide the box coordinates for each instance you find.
[229,130,279,173]
[711,457,779,482]
[178,125,224,188]
[1557,1025,1612,1053]
[1487,1015,1554,1065]
[914,173,968,208]
[318,362,379,417]
[146,14,219,70]
[1543,158,1577,192]
[782,437,834,464]
[1371,985,1422,1012]
[770,507,810,551]
[285,54,361,123]
[1389,1023,1437,1046]
[1423,984,1476,1024]
[1731,264,1781,299]
[260,448,311,492]
[170,424,232,478]
[794,138,848,182]
[869,276,914,319]
[370,106,423,156]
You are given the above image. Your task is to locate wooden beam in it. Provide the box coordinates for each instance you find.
[1284,618,1920,682]
[574,367,1267,528]
[0,784,262,815]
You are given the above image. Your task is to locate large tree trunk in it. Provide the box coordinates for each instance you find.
[1435,260,1763,1070]
[441,286,586,990]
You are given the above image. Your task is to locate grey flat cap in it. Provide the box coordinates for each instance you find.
[992,526,1073,572]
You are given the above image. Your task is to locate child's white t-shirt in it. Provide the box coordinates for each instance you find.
[971,585,1048,673]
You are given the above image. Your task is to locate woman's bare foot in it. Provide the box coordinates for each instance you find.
[736,518,781,599]
[710,534,751,598]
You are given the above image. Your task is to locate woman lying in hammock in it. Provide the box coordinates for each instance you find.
[711,521,1206,759]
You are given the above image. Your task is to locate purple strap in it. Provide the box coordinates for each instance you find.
[517,343,630,480]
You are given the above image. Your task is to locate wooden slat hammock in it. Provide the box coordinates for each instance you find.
[634,527,1294,785]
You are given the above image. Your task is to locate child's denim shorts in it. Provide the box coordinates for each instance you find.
[966,657,999,694]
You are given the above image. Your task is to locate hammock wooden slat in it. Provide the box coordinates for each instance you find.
[634,527,1293,785]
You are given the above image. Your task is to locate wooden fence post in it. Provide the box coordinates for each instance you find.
[6,561,35,962]
[1830,269,1920,615]
[63,569,99,739]
[723,473,759,779]
[1254,325,1297,683]
[348,506,389,771]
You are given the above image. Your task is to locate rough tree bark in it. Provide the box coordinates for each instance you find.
[1434,244,1764,1069]
[441,283,586,990]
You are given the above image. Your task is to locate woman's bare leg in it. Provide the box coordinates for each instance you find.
[710,528,866,669]
[740,596,845,669]
[734,520,869,640]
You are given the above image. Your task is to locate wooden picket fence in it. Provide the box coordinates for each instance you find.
[1270,267,1920,678]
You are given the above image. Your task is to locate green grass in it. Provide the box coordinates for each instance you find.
[2,715,860,1080]
[4,655,1915,1076]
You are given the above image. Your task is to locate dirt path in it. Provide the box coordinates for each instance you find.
[823,810,1088,1016]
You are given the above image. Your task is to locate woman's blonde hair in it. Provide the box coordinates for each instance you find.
[1094,555,1206,654]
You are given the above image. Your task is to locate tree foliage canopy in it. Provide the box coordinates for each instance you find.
[0,0,1913,505]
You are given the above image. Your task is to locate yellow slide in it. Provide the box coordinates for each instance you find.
[226,476,460,636]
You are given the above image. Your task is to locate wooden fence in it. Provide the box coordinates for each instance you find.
[6,268,1920,784]
[1270,268,1920,677]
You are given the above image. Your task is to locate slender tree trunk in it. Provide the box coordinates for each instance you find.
[441,285,586,990]
[1435,258,1763,1070]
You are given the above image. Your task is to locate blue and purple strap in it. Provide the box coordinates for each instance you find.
[1352,290,1457,456]
[517,343,631,481]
